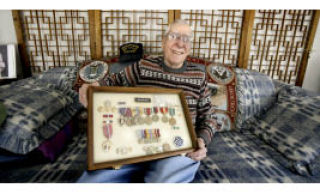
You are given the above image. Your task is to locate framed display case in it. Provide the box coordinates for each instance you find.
[87,86,198,170]
[0,44,16,79]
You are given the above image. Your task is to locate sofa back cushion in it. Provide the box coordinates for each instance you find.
[235,68,277,129]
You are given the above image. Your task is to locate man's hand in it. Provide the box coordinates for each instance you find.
[186,138,207,161]
[79,82,100,108]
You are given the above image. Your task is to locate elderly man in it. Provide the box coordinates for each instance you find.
[77,19,215,183]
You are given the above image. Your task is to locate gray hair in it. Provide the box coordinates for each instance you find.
[164,19,193,37]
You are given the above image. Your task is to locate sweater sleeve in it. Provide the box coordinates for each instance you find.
[195,75,216,146]
[98,62,138,87]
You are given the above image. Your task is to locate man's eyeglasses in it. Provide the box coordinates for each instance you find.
[166,32,193,44]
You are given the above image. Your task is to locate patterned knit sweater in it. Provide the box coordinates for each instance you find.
[99,56,215,145]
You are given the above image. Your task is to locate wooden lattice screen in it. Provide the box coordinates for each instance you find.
[249,10,313,85]
[13,10,320,86]
[18,10,91,73]
[179,10,243,65]
[101,10,170,57]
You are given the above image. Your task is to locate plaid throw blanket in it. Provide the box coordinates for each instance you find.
[0,75,81,154]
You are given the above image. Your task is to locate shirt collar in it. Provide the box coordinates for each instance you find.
[161,57,187,73]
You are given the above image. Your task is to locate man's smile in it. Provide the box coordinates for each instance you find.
[171,49,185,55]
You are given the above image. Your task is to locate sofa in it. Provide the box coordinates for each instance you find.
[193,68,320,183]
[1,56,319,183]
[110,57,320,183]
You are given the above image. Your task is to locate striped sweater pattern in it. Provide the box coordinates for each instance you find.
[99,56,215,145]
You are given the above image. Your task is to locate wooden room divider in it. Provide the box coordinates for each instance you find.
[12,10,320,86]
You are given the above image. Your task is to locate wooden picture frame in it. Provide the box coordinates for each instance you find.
[0,44,16,79]
[87,86,198,170]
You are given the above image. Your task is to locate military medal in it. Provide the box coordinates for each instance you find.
[118,108,126,126]
[152,107,159,122]
[132,107,139,125]
[102,120,113,152]
[97,106,104,113]
[143,145,163,155]
[102,120,113,139]
[137,107,144,125]
[168,107,176,126]
[104,100,111,108]
[125,108,133,126]
[102,140,112,152]
[160,107,169,123]
[144,108,152,125]
[173,126,180,130]
[116,146,132,155]
[103,100,112,112]
[143,146,153,155]
[162,143,171,152]
[138,128,161,144]
[173,136,183,147]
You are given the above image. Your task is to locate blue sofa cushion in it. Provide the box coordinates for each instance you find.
[35,66,78,91]
[235,69,277,129]
[245,85,320,176]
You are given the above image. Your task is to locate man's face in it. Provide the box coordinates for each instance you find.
[162,24,192,68]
